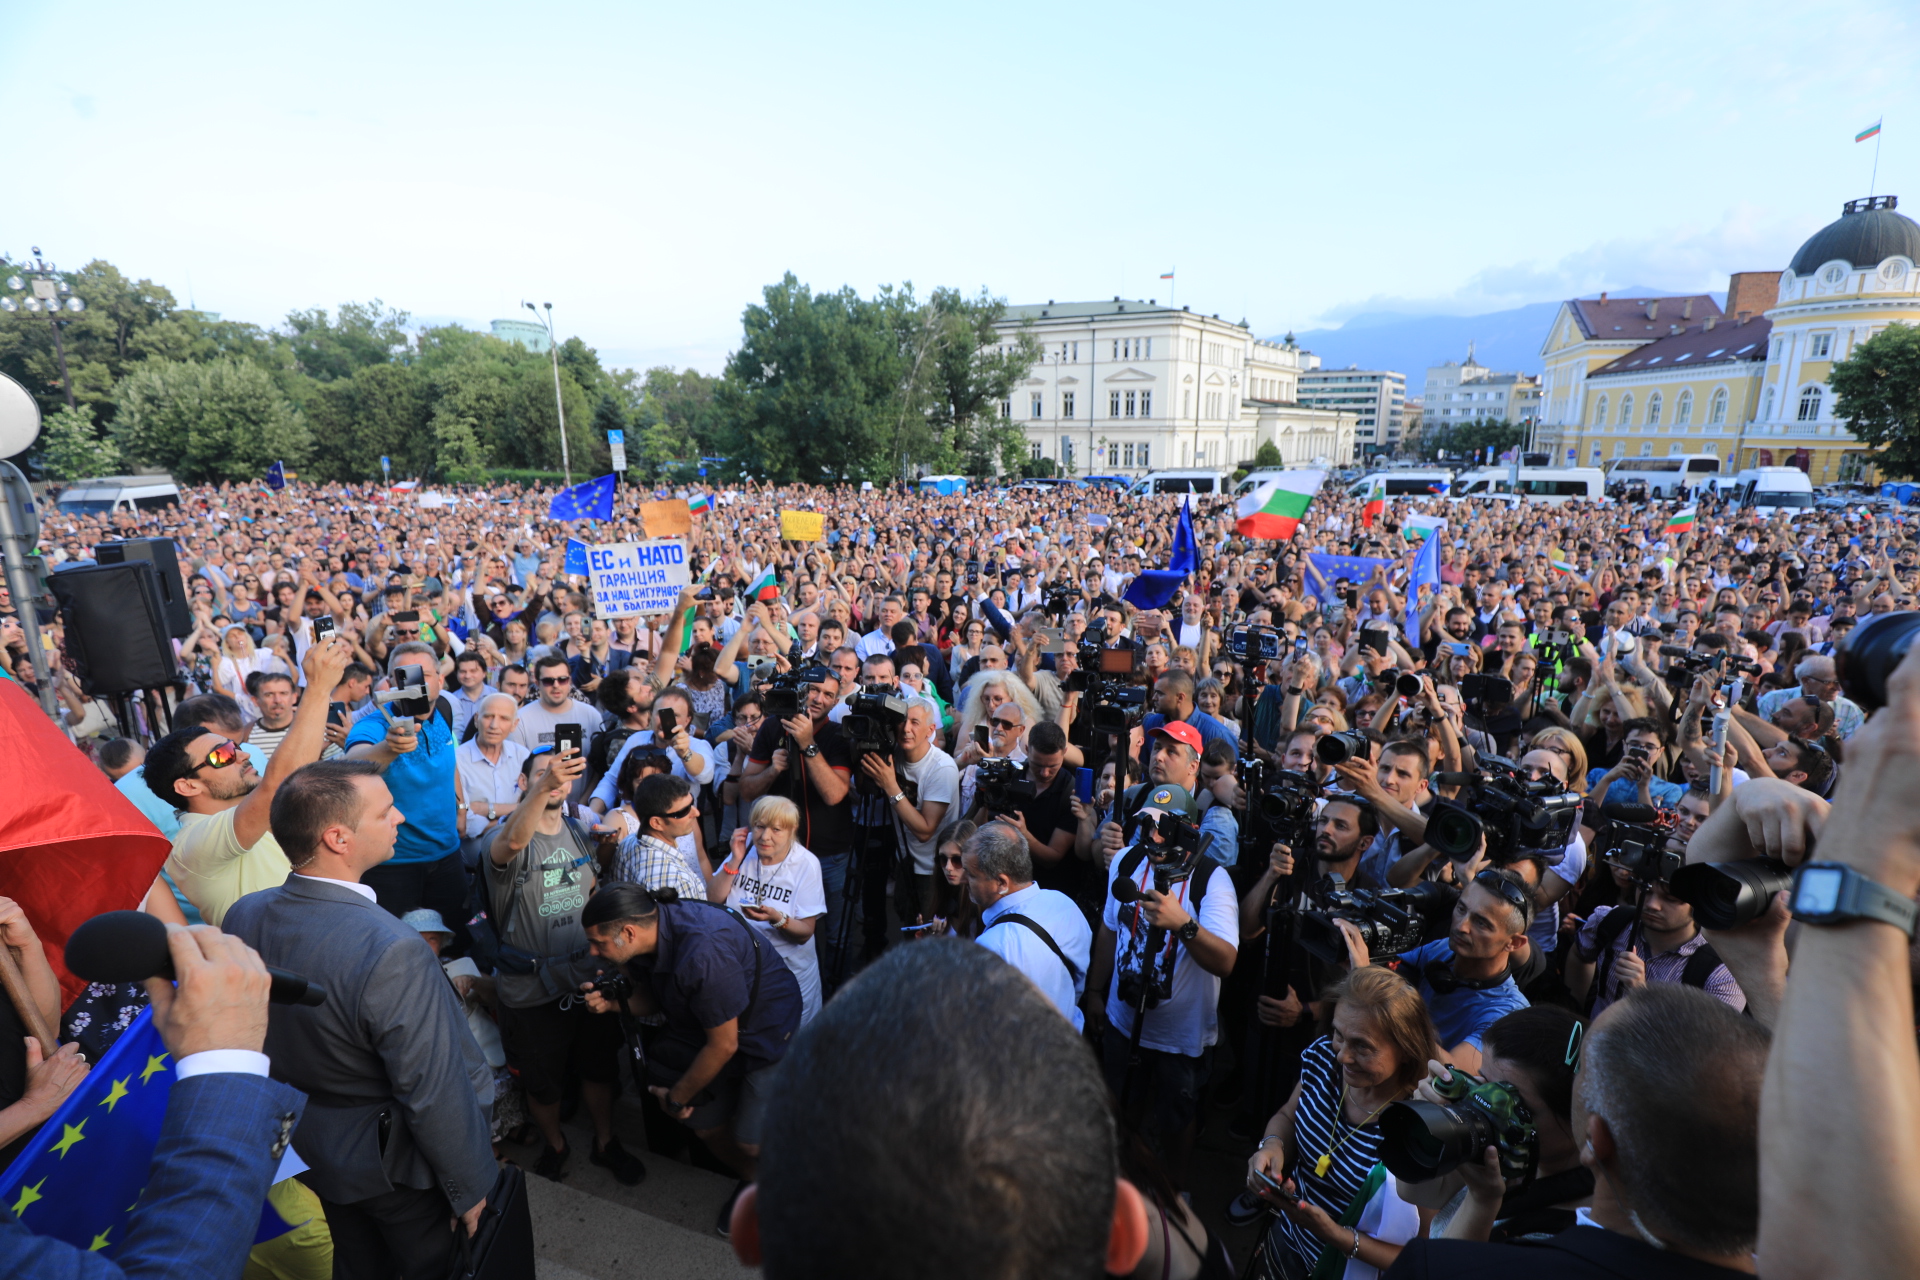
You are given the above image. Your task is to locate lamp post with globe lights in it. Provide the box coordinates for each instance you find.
[2,249,85,410]
[521,300,572,487]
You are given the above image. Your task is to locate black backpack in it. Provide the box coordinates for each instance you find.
[1587,905,1723,1010]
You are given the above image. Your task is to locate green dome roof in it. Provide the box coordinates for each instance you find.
[1790,196,1920,276]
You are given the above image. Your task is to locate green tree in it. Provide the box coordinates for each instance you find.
[1250,440,1285,469]
[303,361,434,483]
[111,358,310,482]
[34,404,121,480]
[1421,416,1527,462]
[281,300,412,382]
[634,367,725,474]
[1829,323,1920,480]
[431,411,490,483]
[912,287,1039,478]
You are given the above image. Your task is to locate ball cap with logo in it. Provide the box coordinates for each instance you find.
[1137,782,1198,820]
[1147,721,1204,755]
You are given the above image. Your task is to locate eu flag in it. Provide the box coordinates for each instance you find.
[265,460,286,491]
[1304,554,1392,604]
[1404,534,1442,649]
[1122,499,1197,610]
[548,474,618,522]
[564,538,590,576]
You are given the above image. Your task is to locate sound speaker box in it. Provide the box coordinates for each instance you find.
[50,562,179,696]
[93,538,192,638]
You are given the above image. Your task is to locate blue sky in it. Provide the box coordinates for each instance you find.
[3,0,1915,375]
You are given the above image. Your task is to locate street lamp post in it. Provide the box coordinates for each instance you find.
[522,301,572,487]
[3,248,86,409]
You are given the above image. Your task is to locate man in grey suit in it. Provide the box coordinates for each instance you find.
[226,758,497,1280]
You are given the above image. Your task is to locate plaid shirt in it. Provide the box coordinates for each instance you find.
[1577,904,1745,1016]
[613,834,707,902]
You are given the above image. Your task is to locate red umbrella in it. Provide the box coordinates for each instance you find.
[0,679,170,1004]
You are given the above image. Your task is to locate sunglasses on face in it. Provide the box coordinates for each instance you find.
[939,853,964,868]
[539,675,571,686]
[188,740,242,774]
[991,717,1021,730]
[661,802,695,822]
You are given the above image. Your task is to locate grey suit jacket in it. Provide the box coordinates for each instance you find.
[224,875,496,1213]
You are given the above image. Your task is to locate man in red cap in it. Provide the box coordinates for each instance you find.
[1098,720,1240,869]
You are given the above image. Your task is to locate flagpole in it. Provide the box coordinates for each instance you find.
[1871,122,1883,197]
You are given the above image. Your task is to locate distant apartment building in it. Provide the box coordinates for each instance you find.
[1423,346,1541,427]
[1297,367,1406,456]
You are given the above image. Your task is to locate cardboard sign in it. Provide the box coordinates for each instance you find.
[780,510,825,542]
[586,539,691,618]
[640,499,693,538]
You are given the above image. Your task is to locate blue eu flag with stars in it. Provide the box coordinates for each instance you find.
[548,474,618,522]
[0,1008,296,1258]
[564,538,590,576]
[265,460,286,491]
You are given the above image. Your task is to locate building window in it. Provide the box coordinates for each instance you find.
[1031,394,1043,419]
[1124,390,1137,417]
[1593,394,1608,425]
[1138,442,1149,468]
[1647,392,1662,427]
[1641,443,1653,456]
[1062,391,1075,419]
[1182,389,1191,417]
[1062,439,1075,466]
[1798,385,1823,421]
[1000,398,1011,419]
[1140,390,1152,418]
[1709,387,1728,425]
[1110,391,1122,417]
[1619,393,1634,426]
[1121,443,1133,466]
[1591,445,1604,463]
[1612,442,1625,458]
[1762,386,1775,421]
[1669,444,1684,456]
[1030,441,1041,461]
[1809,333,1833,358]
[1675,389,1693,425]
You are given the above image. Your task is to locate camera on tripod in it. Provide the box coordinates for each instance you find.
[1427,755,1582,866]
[1594,802,1685,886]
[1255,767,1321,832]
[1296,874,1458,966]
[761,662,830,722]
[1067,616,1147,733]
[372,664,433,718]
[843,684,907,764]
[1042,584,1077,621]
[975,755,1036,812]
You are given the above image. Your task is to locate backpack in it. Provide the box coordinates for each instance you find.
[466,816,596,984]
[1588,905,1723,1009]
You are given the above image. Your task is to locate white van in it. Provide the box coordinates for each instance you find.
[1603,455,1723,498]
[1343,470,1456,500]
[1128,470,1228,496]
[54,475,182,516]
[1724,466,1816,517]
[1449,467,1605,504]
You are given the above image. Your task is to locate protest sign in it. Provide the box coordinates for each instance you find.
[587,539,691,618]
[780,510,825,541]
[640,498,693,537]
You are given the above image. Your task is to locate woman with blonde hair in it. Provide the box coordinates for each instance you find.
[709,795,827,1023]
[211,625,285,723]
[952,668,1046,766]
[1526,727,1590,796]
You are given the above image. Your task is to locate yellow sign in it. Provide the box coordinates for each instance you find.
[640,499,693,538]
[780,510,825,542]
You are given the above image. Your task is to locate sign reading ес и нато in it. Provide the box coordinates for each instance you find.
[586,539,690,619]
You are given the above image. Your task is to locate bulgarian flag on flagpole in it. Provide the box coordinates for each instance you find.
[1665,506,1697,536]
[745,564,780,602]
[1360,477,1386,529]
[1236,470,1325,540]
[1403,513,1447,543]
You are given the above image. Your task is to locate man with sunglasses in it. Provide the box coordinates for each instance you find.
[1334,867,1532,1076]
[148,635,353,926]
[509,654,603,765]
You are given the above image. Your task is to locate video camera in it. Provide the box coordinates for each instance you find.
[1427,755,1582,866]
[1457,672,1513,719]
[843,684,907,764]
[1067,616,1148,734]
[1042,584,1077,621]
[1380,1065,1539,1187]
[1593,801,1685,886]
[1658,645,1762,689]
[761,662,831,723]
[974,755,1036,813]
[1254,766,1321,839]
[1110,819,1210,1011]
[1296,873,1458,967]
[372,664,433,719]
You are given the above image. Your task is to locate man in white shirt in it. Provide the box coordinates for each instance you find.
[508,655,602,753]
[856,695,959,928]
[967,822,1091,1029]
[856,596,906,660]
[455,693,530,863]
[445,651,493,740]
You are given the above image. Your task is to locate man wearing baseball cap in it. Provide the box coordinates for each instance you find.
[1098,721,1240,869]
[1084,778,1239,1189]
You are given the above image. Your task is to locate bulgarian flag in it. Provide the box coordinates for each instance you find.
[1236,469,1324,541]
[745,564,780,603]
[687,492,712,515]
[1666,507,1697,536]
[1858,120,1882,143]
[1361,477,1386,529]
[1403,513,1447,543]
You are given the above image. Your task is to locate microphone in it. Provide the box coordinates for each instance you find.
[1600,802,1660,824]
[1111,877,1141,904]
[66,911,328,1008]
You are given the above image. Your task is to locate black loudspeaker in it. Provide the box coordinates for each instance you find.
[50,562,180,696]
[94,538,192,638]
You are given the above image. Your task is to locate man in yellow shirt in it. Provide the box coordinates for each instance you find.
[145,636,351,925]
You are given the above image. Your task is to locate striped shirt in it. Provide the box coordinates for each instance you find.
[1576,905,1746,1016]
[1270,1037,1392,1274]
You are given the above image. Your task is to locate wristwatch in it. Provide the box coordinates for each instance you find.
[1176,919,1201,944]
[802,743,821,758]
[1791,862,1919,936]
[890,791,906,805]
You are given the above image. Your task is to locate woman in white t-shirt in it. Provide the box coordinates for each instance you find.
[708,796,828,1023]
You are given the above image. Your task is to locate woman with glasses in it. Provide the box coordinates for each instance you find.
[916,819,983,941]
[709,796,827,1023]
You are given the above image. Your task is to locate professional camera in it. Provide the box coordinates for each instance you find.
[1295,874,1458,966]
[1668,858,1794,929]
[1658,645,1761,689]
[1593,801,1685,885]
[1225,623,1283,662]
[371,664,433,718]
[1379,1066,1538,1186]
[761,662,830,722]
[1254,766,1321,832]
[581,970,633,1004]
[1427,755,1582,865]
[1315,728,1371,766]
[1839,609,1920,711]
[1042,584,1077,620]
[843,684,907,764]
[1068,616,1148,733]
[974,755,1036,813]
[1110,820,1210,1011]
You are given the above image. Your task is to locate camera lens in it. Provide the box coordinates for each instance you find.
[1426,801,1485,859]
[1838,610,1920,711]
[1379,1100,1490,1182]
[1395,672,1423,698]
[1315,730,1367,766]
[1667,859,1793,930]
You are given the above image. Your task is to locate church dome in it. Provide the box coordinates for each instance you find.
[1789,196,1920,276]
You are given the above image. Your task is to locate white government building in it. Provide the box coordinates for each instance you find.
[992,299,1357,476]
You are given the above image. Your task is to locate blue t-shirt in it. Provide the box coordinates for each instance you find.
[1395,939,1530,1053]
[1586,768,1687,810]
[345,710,459,865]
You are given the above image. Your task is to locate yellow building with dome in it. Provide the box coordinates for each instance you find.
[1531,195,1920,484]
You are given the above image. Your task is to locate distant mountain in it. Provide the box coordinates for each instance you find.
[1285,289,1723,396]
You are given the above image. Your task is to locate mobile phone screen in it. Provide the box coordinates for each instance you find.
[554,724,583,755]
[1075,767,1094,803]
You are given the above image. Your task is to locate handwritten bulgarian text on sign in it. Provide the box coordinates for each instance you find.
[587,539,691,618]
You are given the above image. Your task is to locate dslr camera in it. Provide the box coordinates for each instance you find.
[1427,755,1583,866]
[1593,802,1685,886]
[372,664,433,718]
[1380,1065,1539,1186]
[1296,874,1458,966]
[581,970,633,1004]
[975,755,1036,813]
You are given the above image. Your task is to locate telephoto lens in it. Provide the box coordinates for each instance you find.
[1667,859,1794,930]
[1424,801,1485,860]
[1394,672,1423,698]
[1838,610,1920,711]
[1315,729,1371,766]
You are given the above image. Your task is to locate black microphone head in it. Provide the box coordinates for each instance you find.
[1601,802,1659,824]
[66,910,172,984]
[1111,877,1141,904]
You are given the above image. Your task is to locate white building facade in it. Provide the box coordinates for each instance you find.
[993,299,1356,476]
[1297,367,1406,455]
[1423,347,1541,429]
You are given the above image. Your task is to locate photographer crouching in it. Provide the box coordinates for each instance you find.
[1085,783,1238,1189]
[580,883,803,1237]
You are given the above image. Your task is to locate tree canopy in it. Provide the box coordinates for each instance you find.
[1830,322,1920,480]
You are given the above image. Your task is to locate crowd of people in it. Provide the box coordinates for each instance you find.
[2,466,1918,1278]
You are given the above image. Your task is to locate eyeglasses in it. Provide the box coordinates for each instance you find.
[395,628,420,638]
[991,717,1021,730]
[939,853,964,868]
[187,740,242,774]
[538,675,571,686]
